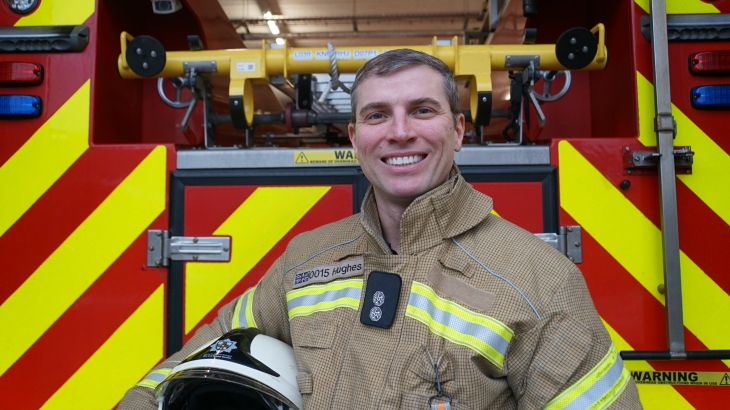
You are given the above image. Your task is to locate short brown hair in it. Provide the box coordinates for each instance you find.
[349,49,460,123]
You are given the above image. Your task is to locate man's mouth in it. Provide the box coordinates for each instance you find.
[383,155,425,166]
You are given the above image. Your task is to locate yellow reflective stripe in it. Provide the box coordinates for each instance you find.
[15,0,95,26]
[634,0,719,14]
[559,141,730,367]
[135,368,172,390]
[602,319,694,409]
[41,285,164,409]
[0,80,90,238]
[406,281,513,368]
[0,146,167,377]
[286,278,363,319]
[544,343,630,410]
[637,72,730,227]
[185,186,330,334]
[232,286,258,329]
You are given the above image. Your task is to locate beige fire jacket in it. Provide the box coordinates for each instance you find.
[119,169,641,410]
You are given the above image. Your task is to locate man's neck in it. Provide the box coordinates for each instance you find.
[373,194,411,254]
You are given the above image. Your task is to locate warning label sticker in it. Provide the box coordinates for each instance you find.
[631,371,730,386]
[294,150,358,165]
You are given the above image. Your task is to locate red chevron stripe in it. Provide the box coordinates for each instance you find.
[566,138,730,300]
[0,147,153,306]
[183,185,354,342]
[561,213,729,410]
[0,231,163,409]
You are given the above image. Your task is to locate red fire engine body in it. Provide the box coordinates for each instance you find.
[1,0,729,408]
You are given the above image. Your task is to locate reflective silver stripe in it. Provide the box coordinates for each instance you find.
[562,354,630,410]
[287,286,361,311]
[135,369,171,389]
[232,286,257,329]
[408,291,511,359]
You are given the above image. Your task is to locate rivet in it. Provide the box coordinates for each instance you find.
[627,169,632,174]
[151,51,157,58]
[193,255,199,261]
[620,180,631,189]
[575,242,581,247]
[685,169,691,174]
[193,237,199,243]
[634,155,640,161]
[482,97,487,102]
[234,100,239,106]
[625,146,630,151]
[569,257,575,262]
[155,260,161,267]
[223,247,229,252]
[148,245,154,251]
[156,231,163,237]
[570,37,577,44]
[136,48,142,55]
[142,62,149,69]
[567,227,574,232]
[658,284,665,294]
[568,53,575,60]
[582,46,588,53]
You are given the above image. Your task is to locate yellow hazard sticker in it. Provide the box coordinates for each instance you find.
[631,371,730,386]
[294,150,358,165]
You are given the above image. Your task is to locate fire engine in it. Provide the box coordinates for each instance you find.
[1,0,729,408]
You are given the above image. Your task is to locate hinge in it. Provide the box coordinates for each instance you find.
[535,226,583,263]
[147,230,231,267]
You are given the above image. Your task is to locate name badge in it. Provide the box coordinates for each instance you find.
[292,257,364,289]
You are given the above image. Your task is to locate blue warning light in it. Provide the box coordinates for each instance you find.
[691,85,730,110]
[0,95,42,118]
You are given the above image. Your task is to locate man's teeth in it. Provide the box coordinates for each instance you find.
[385,155,424,166]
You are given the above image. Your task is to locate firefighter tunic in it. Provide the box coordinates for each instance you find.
[120,169,641,410]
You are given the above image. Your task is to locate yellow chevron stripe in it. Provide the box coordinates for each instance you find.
[634,0,718,14]
[40,285,164,409]
[185,186,331,334]
[0,146,167,377]
[559,141,730,367]
[602,319,694,410]
[0,80,90,238]
[637,72,730,227]
[14,0,95,26]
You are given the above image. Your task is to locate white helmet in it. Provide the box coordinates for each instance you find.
[154,328,303,410]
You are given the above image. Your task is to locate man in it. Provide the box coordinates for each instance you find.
[120,49,641,409]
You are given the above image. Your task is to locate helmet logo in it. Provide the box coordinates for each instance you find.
[373,291,385,307]
[210,338,238,354]
[369,306,383,322]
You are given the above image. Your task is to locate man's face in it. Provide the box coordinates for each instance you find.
[348,65,465,207]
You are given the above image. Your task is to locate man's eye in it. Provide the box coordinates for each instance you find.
[367,113,384,120]
[416,108,433,115]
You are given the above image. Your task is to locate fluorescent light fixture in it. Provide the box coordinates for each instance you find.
[264,11,280,35]
[275,38,285,45]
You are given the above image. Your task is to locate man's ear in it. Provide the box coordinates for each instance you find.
[454,113,465,152]
[348,123,359,156]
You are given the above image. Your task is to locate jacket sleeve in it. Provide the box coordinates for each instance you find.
[511,270,642,409]
[117,257,290,410]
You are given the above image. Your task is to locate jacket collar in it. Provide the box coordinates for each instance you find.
[359,164,494,255]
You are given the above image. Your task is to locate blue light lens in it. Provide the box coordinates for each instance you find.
[0,95,42,118]
[690,85,730,110]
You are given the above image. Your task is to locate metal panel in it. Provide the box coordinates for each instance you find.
[177,145,551,169]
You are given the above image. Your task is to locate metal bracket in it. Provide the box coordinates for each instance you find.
[654,112,677,137]
[183,60,218,74]
[535,226,582,263]
[623,146,693,175]
[505,55,540,69]
[147,230,231,267]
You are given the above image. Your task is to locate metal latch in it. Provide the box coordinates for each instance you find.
[147,230,231,267]
[623,146,693,175]
[535,226,582,263]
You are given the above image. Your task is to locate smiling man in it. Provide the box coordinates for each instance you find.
[120,49,641,410]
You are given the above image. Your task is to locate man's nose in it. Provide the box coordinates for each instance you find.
[386,111,417,143]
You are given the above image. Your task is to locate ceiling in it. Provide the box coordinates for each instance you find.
[218,0,507,49]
